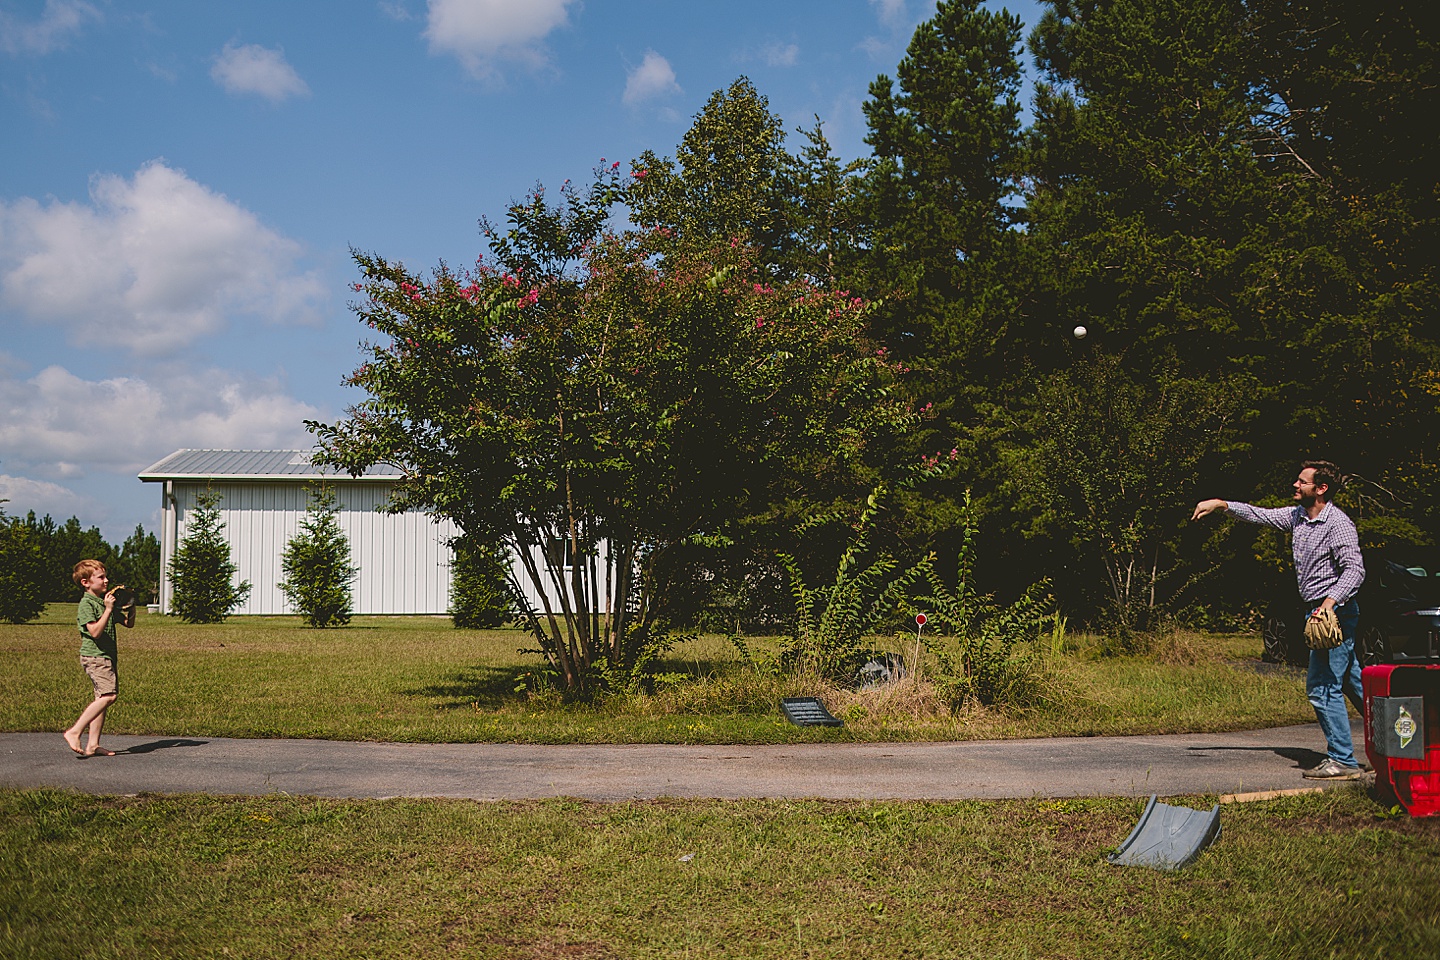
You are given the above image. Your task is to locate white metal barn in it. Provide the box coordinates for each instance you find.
[139,450,460,616]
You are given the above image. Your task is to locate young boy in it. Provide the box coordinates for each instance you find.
[63,560,133,757]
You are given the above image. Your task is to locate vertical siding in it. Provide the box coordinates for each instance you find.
[165,481,458,615]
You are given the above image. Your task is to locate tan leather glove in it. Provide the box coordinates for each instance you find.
[1303,607,1344,650]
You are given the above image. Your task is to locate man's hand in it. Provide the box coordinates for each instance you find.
[1191,499,1228,522]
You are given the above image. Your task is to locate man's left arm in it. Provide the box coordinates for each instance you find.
[1318,520,1366,613]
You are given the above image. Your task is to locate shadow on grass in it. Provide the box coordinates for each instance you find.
[403,665,520,710]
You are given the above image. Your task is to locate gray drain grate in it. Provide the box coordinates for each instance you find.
[780,697,844,727]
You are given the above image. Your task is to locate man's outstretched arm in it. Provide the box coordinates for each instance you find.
[1191,499,1228,522]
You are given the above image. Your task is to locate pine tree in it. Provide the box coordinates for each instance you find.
[449,538,513,630]
[278,487,357,628]
[169,490,250,623]
[0,506,47,624]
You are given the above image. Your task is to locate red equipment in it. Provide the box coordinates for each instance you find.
[1363,663,1440,817]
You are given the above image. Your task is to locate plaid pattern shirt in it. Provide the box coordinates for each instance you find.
[1224,500,1365,605]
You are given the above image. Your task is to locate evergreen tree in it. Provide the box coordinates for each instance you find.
[629,77,788,255]
[111,524,161,605]
[169,490,250,623]
[0,506,47,624]
[278,487,357,628]
[449,538,513,629]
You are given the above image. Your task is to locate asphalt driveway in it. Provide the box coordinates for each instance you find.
[0,719,1365,801]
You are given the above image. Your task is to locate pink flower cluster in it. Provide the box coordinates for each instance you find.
[518,288,539,309]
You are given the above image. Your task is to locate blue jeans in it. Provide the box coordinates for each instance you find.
[1306,599,1364,766]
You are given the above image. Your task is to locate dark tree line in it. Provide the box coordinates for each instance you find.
[15,512,160,606]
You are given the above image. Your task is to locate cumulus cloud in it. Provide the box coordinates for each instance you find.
[0,364,321,480]
[869,0,909,29]
[211,43,310,101]
[0,161,327,353]
[623,50,680,106]
[760,42,799,68]
[0,0,99,55]
[424,0,575,76]
[0,473,104,523]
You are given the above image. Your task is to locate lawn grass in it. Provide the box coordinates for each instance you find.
[1,604,1317,744]
[3,786,1436,959]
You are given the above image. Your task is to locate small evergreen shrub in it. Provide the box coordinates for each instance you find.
[450,539,513,629]
[279,487,357,628]
[0,509,47,624]
[169,490,251,623]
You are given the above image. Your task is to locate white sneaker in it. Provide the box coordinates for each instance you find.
[1303,758,1365,780]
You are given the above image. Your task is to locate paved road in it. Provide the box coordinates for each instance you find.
[0,720,1364,801]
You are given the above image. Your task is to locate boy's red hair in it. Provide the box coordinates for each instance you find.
[72,559,105,586]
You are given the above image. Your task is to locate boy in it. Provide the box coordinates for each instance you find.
[63,560,133,757]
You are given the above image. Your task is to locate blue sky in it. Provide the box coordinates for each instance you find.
[1,0,1044,541]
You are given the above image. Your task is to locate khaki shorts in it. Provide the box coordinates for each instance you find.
[80,656,118,699]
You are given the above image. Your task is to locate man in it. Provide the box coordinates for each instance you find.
[1191,460,1367,780]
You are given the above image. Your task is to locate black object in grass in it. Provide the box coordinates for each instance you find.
[780,697,844,727]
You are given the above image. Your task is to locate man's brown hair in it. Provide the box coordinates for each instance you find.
[1301,460,1344,499]
[72,559,105,586]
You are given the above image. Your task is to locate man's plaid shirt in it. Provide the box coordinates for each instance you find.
[1224,500,1365,604]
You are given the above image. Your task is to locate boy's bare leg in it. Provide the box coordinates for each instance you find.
[84,703,114,756]
[64,696,115,755]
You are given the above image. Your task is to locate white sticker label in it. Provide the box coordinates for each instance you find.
[1395,706,1417,750]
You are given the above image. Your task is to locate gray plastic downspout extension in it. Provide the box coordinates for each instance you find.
[1106,794,1222,871]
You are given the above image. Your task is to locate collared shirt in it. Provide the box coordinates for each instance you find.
[1224,500,1365,604]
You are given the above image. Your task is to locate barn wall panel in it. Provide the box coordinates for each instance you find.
[166,481,457,616]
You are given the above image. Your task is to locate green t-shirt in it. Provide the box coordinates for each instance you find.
[77,593,117,661]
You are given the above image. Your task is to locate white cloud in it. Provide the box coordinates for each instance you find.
[424,0,576,77]
[623,50,680,106]
[0,473,103,523]
[378,1,414,21]
[760,42,799,68]
[0,161,327,353]
[0,0,99,55]
[211,43,310,102]
[870,0,909,29]
[0,364,321,480]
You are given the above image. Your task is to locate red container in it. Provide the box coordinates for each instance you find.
[1363,664,1440,817]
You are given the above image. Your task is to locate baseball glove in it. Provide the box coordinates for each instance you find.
[1303,607,1344,650]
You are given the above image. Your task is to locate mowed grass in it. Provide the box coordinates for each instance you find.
[3,786,1437,960]
[1,604,1317,744]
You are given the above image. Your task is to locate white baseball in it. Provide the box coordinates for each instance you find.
[1073,325,1088,339]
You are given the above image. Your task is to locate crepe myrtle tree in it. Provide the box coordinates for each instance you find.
[310,167,916,694]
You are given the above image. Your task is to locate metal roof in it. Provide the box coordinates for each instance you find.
[138,450,404,482]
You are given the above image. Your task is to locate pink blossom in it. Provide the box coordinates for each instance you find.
[633,169,648,179]
[351,283,364,292]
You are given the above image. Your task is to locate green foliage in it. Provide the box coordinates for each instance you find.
[910,493,1055,708]
[169,490,251,624]
[278,487,357,628]
[449,538,513,630]
[109,524,161,605]
[1003,356,1251,637]
[779,463,957,684]
[0,506,47,624]
[630,76,788,252]
[19,512,115,602]
[312,165,912,694]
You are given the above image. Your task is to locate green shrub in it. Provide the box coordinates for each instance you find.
[0,509,46,624]
[169,490,251,624]
[450,539,513,629]
[912,493,1055,708]
[278,487,357,628]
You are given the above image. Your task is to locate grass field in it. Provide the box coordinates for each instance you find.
[0,605,1318,744]
[3,786,1437,960]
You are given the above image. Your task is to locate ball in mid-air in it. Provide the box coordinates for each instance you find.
[1073,325,1088,339]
